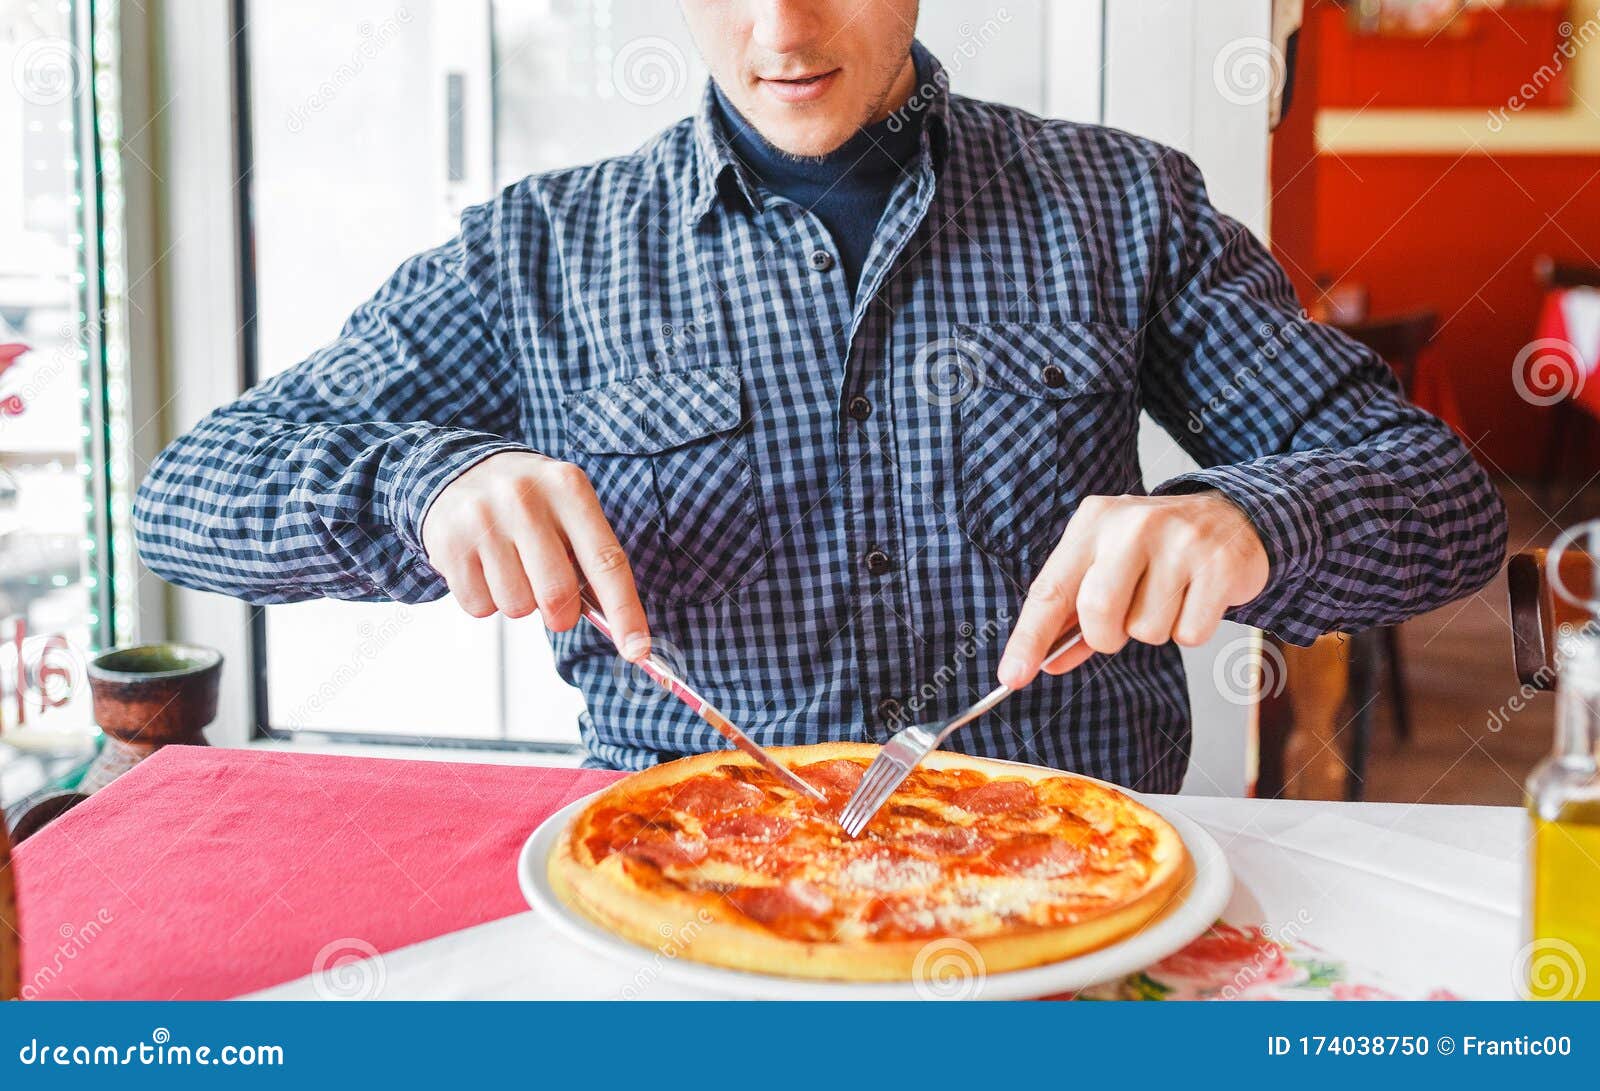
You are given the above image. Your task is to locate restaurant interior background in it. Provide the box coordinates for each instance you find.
[2,0,1599,823]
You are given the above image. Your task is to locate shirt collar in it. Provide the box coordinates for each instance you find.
[689,40,952,225]
[690,79,764,222]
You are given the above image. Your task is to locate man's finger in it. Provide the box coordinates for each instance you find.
[1172,569,1231,647]
[554,484,650,660]
[1123,558,1187,647]
[1041,630,1097,676]
[999,541,1091,689]
[1074,546,1147,656]
[479,535,537,619]
[513,514,582,631]
[446,555,495,619]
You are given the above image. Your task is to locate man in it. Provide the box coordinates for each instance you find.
[135,2,1506,790]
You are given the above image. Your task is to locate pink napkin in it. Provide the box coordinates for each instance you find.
[12,746,623,999]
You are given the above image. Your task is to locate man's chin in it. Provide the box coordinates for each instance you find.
[748,116,860,159]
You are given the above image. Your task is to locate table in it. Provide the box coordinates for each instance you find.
[11,747,1524,1001]
[1537,286,1600,417]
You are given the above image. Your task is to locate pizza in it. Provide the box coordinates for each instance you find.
[548,742,1190,980]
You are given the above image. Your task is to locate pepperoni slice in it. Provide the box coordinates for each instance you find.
[905,767,980,795]
[796,759,867,797]
[885,803,942,823]
[703,813,793,842]
[621,830,708,870]
[584,807,643,860]
[950,779,1036,814]
[902,825,991,857]
[728,881,834,926]
[669,774,765,818]
[986,833,1085,878]
[1034,777,1092,808]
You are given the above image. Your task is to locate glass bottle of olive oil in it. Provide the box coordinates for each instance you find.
[1525,628,1600,1000]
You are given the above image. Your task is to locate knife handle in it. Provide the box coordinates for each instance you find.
[575,586,708,716]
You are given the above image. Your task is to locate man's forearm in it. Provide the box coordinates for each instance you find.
[133,407,525,604]
[1153,416,1507,645]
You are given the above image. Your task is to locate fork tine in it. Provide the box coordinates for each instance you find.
[842,765,891,822]
[855,756,897,798]
[838,765,884,831]
[843,793,879,836]
[868,769,907,808]
[837,771,878,830]
[845,778,899,836]
[842,759,908,836]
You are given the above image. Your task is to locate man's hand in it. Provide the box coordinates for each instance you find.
[420,451,650,660]
[997,491,1269,689]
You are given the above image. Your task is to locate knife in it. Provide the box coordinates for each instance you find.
[575,587,826,802]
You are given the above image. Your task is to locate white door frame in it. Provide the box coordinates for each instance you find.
[1098,0,1280,796]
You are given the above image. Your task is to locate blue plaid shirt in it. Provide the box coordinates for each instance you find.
[135,47,1506,790]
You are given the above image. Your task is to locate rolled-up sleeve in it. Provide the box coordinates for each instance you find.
[1140,150,1507,645]
[134,201,533,604]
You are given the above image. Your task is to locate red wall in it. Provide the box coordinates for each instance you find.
[1269,4,1600,476]
[1312,155,1600,474]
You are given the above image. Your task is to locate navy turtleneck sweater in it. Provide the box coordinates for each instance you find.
[710,54,929,297]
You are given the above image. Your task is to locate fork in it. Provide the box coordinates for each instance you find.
[837,623,1089,837]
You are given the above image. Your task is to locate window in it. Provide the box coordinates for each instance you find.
[0,0,131,802]
[242,0,1046,749]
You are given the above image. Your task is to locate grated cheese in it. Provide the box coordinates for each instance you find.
[835,852,941,894]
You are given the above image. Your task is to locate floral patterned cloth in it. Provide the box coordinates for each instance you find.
[1060,923,1464,1001]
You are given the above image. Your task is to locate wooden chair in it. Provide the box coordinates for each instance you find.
[1,814,18,1000]
[1329,310,1441,797]
[6,790,89,844]
[1509,547,1596,690]
[1256,310,1439,800]
[1536,255,1600,291]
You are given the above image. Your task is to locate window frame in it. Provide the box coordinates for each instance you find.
[0,0,138,661]
[229,0,577,755]
[20,0,137,659]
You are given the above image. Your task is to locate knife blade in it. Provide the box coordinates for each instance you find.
[575,588,826,802]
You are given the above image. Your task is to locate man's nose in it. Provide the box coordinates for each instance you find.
[748,0,827,57]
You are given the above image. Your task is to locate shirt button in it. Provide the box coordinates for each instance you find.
[847,395,873,421]
[875,698,903,727]
[863,548,892,576]
[1041,364,1068,389]
[808,249,834,272]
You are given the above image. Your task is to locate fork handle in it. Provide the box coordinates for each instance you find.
[932,623,1086,747]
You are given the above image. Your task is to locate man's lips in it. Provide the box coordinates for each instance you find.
[757,69,841,103]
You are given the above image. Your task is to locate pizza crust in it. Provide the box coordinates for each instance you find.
[548,743,1191,982]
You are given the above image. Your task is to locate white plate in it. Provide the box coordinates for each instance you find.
[519,782,1231,1000]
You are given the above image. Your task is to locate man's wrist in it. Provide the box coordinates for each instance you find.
[1150,465,1324,641]
[392,432,534,560]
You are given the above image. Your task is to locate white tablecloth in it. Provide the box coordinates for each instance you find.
[251,795,1524,1001]
[1561,286,1600,374]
